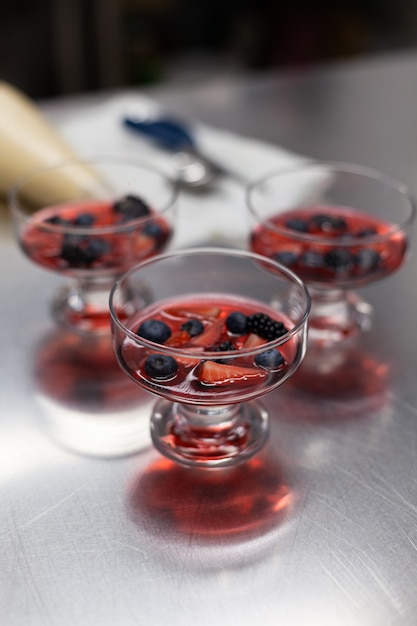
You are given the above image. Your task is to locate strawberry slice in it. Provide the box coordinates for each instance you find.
[243,333,268,349]
[197,360,266,386]
[165,330,192,348]
[164,305,221,319]
[189,320,224,348]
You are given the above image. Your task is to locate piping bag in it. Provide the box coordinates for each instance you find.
[0,82,106,209]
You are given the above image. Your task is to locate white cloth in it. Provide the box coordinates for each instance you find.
[54,93,306,248]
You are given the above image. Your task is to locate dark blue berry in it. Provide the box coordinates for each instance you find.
[309,214,347,233]
[180,319,204,337]
[114,194,151,221]
[324,249,354,271]
[255,349,284,369]
[213,340,236,352]
[273,251,298,266]
[74,213,95,227]
[226,311,248,335]
[84,239,112,261]
[45,215,71,226]
[356,227,378,237]
[144,354,178,379]
[137,319,171,344]
[355,248,380,271]
[143,221,164,239]
[60,241,90,266]
[300,250,324,268]
[285,218,309,233]
[246,313,287,340]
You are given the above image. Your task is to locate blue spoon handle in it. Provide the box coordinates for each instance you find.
[123,116,196,151]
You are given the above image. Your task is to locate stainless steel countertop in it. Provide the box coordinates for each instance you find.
[2,51,417,625]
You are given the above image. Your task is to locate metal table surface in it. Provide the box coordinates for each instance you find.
[2,51,417,625]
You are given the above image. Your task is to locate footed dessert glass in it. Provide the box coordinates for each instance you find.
[10,157,177,334]
[248,161,415,345]
[109,248,310,468]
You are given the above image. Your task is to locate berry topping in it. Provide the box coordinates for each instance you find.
[213,340,236,352]
[144,354,178,379]
[309,214,347,233]
[60,240,89,266]
[74,213,95,227]
[274,251,298,266]
[355,248,380,271]
[324,248,354,271]
[246,312,288,341]
[254,349,284,370]
[113,194,151,221]
[180,319,204,337]
[143,221,164,239]
[356,226,378,237]
[137,319,171,344]
[299,250,324,268]
[45,215,71,226]
[197,360,266,386]
[285,218,309,233]
[226,311,248,335]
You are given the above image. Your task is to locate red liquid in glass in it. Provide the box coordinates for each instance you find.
[21,199,172,274]
[250,205,408,285]
[117,294,300,403]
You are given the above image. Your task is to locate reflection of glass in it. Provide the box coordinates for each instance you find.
[248,161,415,345]
[10,157,177,334]
[32,329,154,457]
[110,248,310,468]
[128,445,295,570]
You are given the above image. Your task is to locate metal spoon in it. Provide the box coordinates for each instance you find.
[122,114,244,191]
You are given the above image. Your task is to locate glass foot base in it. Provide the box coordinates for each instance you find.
[52,282,113,335]
[307,288,373,346]
[150,399,269,468]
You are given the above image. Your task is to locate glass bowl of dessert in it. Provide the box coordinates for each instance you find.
[9,156,177,334]
[248,161,415,345]
[109,247,310,468]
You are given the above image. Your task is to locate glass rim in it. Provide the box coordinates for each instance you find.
[8,154,179,236]
[109,246,311,357]
[246,159,417,245]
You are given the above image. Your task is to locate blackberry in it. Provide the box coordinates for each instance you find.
[180,319,204,337]
[285,218,309,233]
[113,194,151,221]
[60,240,90,266]
[213,340,236,352]
[144,354,178,380]
[255,349,284,369]
[137,319,171,344]
[226,311,248,335]
[246,312,288,341]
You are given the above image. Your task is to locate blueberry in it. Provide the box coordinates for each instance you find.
[144,354,178,379]
[143,221,164,240]
[74,213,95,227]
[45,215,71,226]
[300,250,324,268]
[226,311,248,335]
[273,251,298,266]
[310,214,347,233]
[355,248,380,271]
[285,218,309,233]
[324,249,354,271]
[356,227,378,237]
[255,349,284,370]
[84,239,112,261]
[60,242,90,266]
[137,319,171,344]
[180,319,204,337]
[114,194,151,221]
